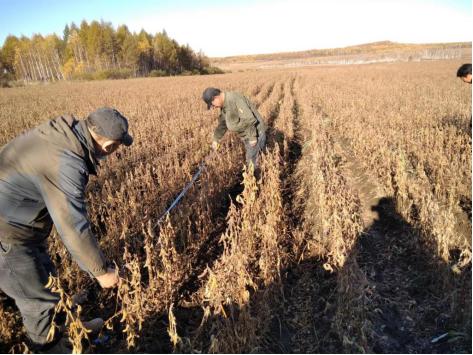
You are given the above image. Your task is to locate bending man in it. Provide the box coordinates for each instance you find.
[0,107,133,352]
[202,87,267,172]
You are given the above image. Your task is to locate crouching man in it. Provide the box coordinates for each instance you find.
[0,107,133,352]
[202,87,267,173]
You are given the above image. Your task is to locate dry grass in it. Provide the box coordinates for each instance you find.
[0,60,470,353]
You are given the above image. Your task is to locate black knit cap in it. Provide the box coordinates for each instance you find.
[202,87,221,109]
[86,107,133,146]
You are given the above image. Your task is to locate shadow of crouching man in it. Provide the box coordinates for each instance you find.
[354,197,471,353]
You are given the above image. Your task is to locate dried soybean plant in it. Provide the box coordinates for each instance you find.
[0,61,470,353]
[45,276,91,354]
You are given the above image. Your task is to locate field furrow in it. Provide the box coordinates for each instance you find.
[0,61,470,353]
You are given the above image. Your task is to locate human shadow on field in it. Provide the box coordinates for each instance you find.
[340,197,471,353]
[253,196,471,354]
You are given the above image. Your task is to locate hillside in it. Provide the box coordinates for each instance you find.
[211,41,472,71]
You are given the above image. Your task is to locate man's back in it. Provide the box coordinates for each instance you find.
[0,116,94,244]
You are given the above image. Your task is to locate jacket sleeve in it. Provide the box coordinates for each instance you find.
[213,112,228,142]
[38,150,107,277]
[235,98,258,141]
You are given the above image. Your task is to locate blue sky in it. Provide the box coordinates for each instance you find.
[0,0,471,57]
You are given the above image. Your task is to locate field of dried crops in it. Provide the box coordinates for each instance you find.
[0,60,471,353]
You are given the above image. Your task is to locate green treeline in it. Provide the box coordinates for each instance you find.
[0,20,223,84]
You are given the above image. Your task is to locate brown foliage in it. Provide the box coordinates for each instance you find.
[0,61,470,353]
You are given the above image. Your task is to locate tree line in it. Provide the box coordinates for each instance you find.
[0,20,223,84]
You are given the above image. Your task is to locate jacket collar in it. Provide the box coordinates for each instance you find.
[72,119,99,175]
[222,91,229,112]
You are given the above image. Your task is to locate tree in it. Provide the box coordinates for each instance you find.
[116,24,130,48]
[78,20,91,68]
[153,31,178,74]
[2,19,219,82]
[1,35,20,74]
[0,49,13,87]
[86,20,102,69]
[43,34,64,80]
[70,22,79,33]
[62,29,87,78]
[117,26,139,73]
[13,36,33,81]
[196,50,210,71]
[177,44,193,72]
[136,30,153,75]
[63,24,71,43]
[0,50,6,76]
[101,21,118,69]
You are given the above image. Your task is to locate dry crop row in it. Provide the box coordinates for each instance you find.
[0,60,471,353]
[299,62,471,266]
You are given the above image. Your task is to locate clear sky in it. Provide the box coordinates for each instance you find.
[0,0,471,57]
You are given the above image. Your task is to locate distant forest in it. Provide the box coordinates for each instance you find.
[0,20,223,83]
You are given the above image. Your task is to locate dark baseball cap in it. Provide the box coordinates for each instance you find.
[86,107,133,146]
[202,87,221,109]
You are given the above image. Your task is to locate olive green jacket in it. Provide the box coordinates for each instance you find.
[213,91,267,143]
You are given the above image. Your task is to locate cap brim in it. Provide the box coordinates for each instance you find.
[122,133,133,146]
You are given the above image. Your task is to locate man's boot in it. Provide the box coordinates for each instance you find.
[82,318,104,334]
[59,317,104,334]
[37,318,104,354]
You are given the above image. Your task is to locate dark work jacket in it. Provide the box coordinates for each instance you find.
[213,91,267,143]
[0,116,107,277]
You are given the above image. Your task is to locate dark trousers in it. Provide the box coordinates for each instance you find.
[244,129,267,170]
[0,240,59,345]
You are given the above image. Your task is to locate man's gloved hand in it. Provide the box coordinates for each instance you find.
[96,268,119,288]
[249,140,257,147]
[211,141,220,151]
